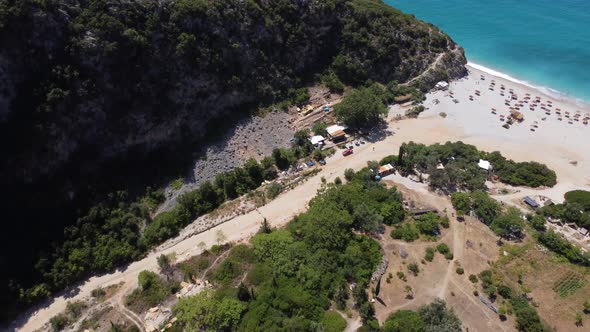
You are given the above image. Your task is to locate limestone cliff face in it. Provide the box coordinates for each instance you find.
[0,0,466,218]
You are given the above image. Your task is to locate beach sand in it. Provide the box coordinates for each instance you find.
[390,63,590,201]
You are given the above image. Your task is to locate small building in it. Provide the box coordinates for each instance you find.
[579,227,589,237]
[435,81,449,90]
[309,135,325,146]
[543,199,555,207]
[378,164,395,176]
[523,196,539,208]
[478,159,492,171]
[326,124,347,142]
[510,110,524,122]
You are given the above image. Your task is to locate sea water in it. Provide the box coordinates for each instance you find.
[384,0,590,103]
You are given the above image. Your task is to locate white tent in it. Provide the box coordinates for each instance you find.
[435,81,449,90]
[309,135,325,145]
[478,159,491,170]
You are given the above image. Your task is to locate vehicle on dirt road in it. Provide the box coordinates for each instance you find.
[342,148,353,156]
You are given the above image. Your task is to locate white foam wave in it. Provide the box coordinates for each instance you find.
[467,61,590,108]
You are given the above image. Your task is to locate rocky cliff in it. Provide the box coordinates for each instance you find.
[0,0,465,321]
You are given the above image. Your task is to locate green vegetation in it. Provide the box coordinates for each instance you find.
[387,81,426,104]
[335,86,387,129]
[469,274,478,283]
[321,71,346,93]
[510,297,551,332]
[390,222,420,242]
[564,190,590,211]
[174,289,246,332]
[408,263,420,276]
[552,272,587,297]
[405,105,426,118]
[456,267,464,275]
[382,299,461,332]
[538,231,590,266]
[312,122,329,136]
[540,192,590,230]
[424,247,435,262]
[384,142,556,193]
[171,167,409,330]
[171,178,184,190]
[321,311,347,332]
[126,271,178,308]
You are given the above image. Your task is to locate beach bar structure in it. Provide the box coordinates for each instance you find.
[523,196,540,209]
[378,164,395,176]
[510,110,524,122]
[435,81,449,90]
[326,124,347,142]
[309,135,325,147]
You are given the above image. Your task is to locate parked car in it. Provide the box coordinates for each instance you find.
[318,159,326,165]
[306,160,315,167]
[342,148,353,156]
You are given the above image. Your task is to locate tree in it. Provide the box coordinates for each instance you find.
[584,299,590,313]
[312,122,328,136]
[404,285,413,299]
[407,263,419,276]
[237,282,251,302]
[418,299,462,332]
[383,310,423,332]
[157,254,171,274]
[174,290,245,332]
[529,215,546,232]
[381,202,405,225]
[344,168,355,181]
[215,230,226,245]
[334,87,387,129]
[450,192,471,216]
[353,203,383,233]
[272,148,296,170]
[491,207,524,240]
[258,218,272,234]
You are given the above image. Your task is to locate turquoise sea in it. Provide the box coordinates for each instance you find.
[385,0,590,103]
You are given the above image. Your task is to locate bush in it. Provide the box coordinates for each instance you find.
[344,168,355,181]
[49,314,69,332]
[266,182,283,199]
[91,288,106,299]
[391,222,420,242]
[312,122,328,136]
[407,263,419,276]
[436,243,450,255]
[497,284,512,299]
[397,271,407,282]
[456,267,464,275]
[469,275,478,283]
[321,311,347,332]
[424,247,435,262]
[565,190,590,211]
[320,72,345,93]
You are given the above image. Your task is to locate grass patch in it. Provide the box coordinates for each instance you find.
[171,178,184,190]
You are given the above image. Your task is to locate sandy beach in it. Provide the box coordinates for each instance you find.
[391,63,590,195]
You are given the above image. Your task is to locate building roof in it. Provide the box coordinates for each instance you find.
[330,130,346,138]
[378,164,394,174]
[523,196,539,208]
[435,81,449,89]
[478,159,491,170]
[326,124,347,136]
[309,135,325,145]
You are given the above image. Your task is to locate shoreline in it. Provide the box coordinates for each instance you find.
[466,62,590,109]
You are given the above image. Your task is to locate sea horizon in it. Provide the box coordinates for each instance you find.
[385,0,590,105]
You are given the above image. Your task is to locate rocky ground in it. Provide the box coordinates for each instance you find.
[158,110,295,212]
